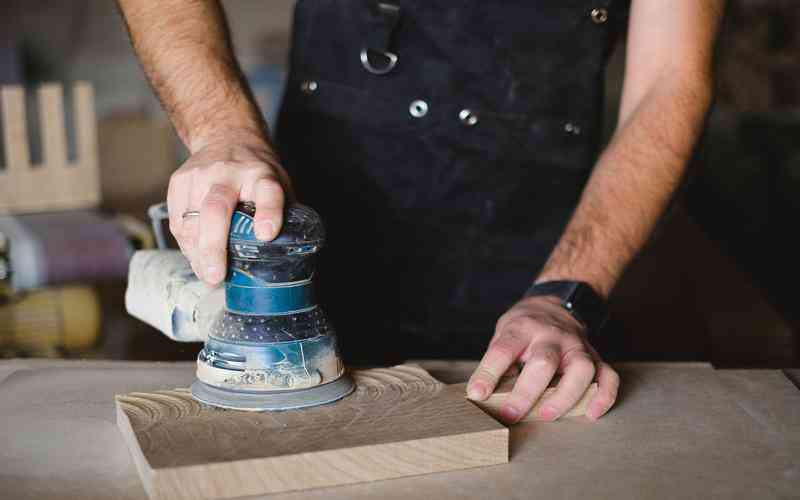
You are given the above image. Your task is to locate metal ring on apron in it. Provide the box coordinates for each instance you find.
[360,48,398,75]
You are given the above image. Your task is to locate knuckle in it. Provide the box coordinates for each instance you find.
[543,322,568,337]
[206,161,232,177]
[528,350,560,371]
[605,386,619,405]
[206,182,234,197]
[257,177,284,196]
[605,367,621,391]
[600,363,621,393]
[202,187,235,210]
[573,357,596,378]
[595,394,616,413]
[472,366,501,384]
[506,316,538,333]
[543,403,563,416]
[509,380,540,402]
[505,394,533,412]
[489,343,517,366]
[246,163,273,176]
[202,197,231,213]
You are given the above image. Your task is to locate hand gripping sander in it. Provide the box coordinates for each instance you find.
[125,202,354,411]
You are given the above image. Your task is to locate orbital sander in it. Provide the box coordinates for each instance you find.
[126,202,354,411]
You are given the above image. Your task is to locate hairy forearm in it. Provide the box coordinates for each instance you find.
[536,74,713,298]
[117,0,267,153]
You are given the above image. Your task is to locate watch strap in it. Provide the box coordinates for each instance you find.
[523,280,608,333]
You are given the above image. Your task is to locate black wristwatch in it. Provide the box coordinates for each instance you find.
[523,280,608,334]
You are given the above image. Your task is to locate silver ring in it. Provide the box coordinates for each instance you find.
[182,210,200,219]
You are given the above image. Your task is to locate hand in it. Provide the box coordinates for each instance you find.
[167,133,292,285]
[467,295,619,423]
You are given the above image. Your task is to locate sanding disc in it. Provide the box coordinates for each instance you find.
[190,375,355,411]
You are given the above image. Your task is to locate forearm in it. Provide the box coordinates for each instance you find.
[117,0,268,153]
[536,74,713,298]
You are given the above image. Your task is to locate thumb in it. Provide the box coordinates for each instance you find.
[252,176,285,240]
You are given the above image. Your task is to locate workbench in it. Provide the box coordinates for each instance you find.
[1,359,798,499]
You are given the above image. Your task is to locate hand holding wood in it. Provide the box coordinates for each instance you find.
[467,295,619,424]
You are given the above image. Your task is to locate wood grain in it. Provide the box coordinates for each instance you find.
[0,82,100,214]
[451,377,598,422]
[116,365,508,500]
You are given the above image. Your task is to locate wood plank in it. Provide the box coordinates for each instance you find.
[38,84,68,167]
[37,84,71,207]
[72,81,101,206]
[0,85,30,213]
[450,378,597,422]
[115,365,508,500]
[0,85,30,171]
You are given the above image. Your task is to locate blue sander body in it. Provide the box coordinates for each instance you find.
[126,203,354,411]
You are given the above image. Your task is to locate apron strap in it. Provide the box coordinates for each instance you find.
[361,2,401,75]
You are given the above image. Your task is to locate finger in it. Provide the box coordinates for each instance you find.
[253,176,285,240]
[178,215,200,254]
[499,344,560,424]
[166,171,191,247]
[586,362,620,421]
[467,330,529,402]
[198,183,238,285]
[536,350,596,421]
[169,175,204,279]
[175,227,203,279]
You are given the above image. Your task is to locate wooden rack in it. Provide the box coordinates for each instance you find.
[0,82,100,214]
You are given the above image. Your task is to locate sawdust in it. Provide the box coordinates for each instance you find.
[195,347,343,391]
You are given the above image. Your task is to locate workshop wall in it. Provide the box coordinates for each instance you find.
[0,0,796,366]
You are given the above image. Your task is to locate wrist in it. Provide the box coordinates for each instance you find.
[184,90,270,154]
[188,125,270,154]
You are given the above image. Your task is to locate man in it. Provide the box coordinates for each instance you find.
[117,0,724,424]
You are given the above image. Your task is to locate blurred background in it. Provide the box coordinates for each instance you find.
[0,0,797,367]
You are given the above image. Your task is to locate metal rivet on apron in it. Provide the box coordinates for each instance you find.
[360,48,399,75]
[300,80,318,94]
[564,122,582,135]
[409,100,429,118]
[590,7,609,24]
[459,109,478,126]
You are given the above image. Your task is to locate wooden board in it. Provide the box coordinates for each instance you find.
[115,365,508,500]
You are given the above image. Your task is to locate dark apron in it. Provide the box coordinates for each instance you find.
[276,0,629,363]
